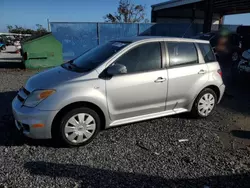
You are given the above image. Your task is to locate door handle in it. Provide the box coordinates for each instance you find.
[154,77,166,83]
[198,69,206,74]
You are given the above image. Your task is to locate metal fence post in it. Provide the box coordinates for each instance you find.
[137,23,140,36]
[47,18,51,32]
[97,23,100,45]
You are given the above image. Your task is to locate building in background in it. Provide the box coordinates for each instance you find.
[151,0,250,33]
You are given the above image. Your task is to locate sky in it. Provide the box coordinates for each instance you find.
[1,0,250,32]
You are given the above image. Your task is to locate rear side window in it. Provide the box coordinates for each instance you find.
[167,42,198,67]
[198,43,216,63]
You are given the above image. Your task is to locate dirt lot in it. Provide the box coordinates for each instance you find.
[0,63,250,187]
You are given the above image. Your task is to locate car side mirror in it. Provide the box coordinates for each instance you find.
[107,63,127,76]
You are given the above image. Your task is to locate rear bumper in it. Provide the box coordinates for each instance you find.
[12,96,58,139]
[218,84,225,103]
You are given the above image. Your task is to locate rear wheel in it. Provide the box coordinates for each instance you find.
[58,107,101,147]
[191,88,217,118]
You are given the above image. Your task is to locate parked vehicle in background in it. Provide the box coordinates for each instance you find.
[12,36,225,147]
[14,40,20,46]
[0,43,5,52]
[14,40,21,51]
[5,38,13,46]
[0,35,14,46]
[0,38,6,51]
[195,31,241,63]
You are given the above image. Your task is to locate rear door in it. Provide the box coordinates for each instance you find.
[165,41,209,110]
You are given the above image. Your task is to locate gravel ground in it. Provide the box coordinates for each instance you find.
[0,68,250,188]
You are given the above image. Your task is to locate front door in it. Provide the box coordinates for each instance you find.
[106,42,168,121]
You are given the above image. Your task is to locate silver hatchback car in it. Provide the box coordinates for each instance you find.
[12,36,225,146]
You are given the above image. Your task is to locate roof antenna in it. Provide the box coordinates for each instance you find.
[182,20,194,38]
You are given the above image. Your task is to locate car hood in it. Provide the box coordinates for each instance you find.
[25,66,86,91]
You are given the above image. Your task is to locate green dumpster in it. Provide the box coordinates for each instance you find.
[22,33,63,69]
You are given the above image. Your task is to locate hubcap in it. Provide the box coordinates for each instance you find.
[64,113,96,143]
[198,93,215,116]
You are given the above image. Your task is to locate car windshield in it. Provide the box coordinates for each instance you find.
[64,41,130,72]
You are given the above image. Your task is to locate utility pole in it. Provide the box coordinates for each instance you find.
[203,0,214,33]
[47,18,51,32]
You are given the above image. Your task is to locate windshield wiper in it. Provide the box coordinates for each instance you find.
[68,60,83,69]
[68,63,92,72]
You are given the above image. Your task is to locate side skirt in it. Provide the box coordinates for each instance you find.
[108,108,188,127]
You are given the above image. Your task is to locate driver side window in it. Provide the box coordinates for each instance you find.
[115,42,162,74]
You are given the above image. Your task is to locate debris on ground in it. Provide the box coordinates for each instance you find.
[178,139,189,143]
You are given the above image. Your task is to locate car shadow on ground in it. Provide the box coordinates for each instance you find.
[231,130,250,140]
[219,94,250,116]
[218,62,250,116]
[24,161,250,188]
[0,61,25,69]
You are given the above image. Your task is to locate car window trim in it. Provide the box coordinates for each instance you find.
[109,67,166,78]
[163,41,169,68]
[166,62,205,69]
[195,42,206,64]
[160,41,167,69]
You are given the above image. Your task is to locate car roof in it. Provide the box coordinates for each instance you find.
[116,36,209,44]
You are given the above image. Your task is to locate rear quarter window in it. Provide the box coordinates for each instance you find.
[198,43,216,63]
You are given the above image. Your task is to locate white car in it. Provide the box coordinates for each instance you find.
[12,36,225,147]
[14,41,21,50]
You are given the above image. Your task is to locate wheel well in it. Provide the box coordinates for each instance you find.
[205,85,220,100]
[51,102,106,137]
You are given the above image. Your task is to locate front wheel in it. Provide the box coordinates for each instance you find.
[58,107,101,147]
[191,88,217,118]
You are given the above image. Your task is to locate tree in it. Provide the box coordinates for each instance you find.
[35,24,47,35]
[7,25,13,32]
[104,0,148,23]
[6,24,47,35]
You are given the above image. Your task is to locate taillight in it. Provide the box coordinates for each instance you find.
[217,69,222,77]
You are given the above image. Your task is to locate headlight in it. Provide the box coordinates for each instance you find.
[24,89,55,107]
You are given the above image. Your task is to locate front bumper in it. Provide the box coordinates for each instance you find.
[12,96,58,139]
[218,84,225,103]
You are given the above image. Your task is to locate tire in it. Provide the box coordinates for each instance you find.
[2,46,6,50]
[57,107,101,147]
[190,88,217,118]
